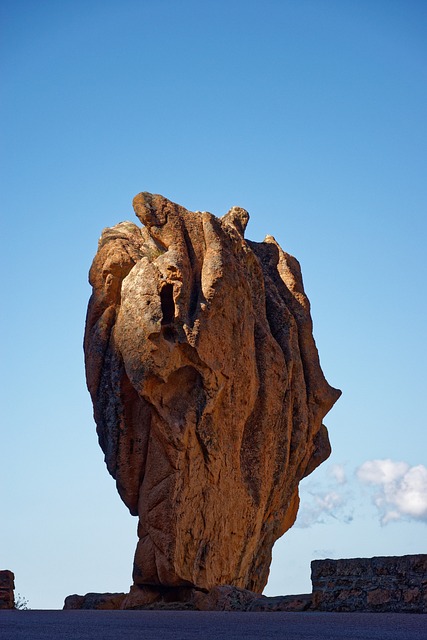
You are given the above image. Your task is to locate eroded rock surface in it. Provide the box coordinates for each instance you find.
[84,192,340,599]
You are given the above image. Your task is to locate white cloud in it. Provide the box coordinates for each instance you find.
[356,459,408,485]
[296,490,341,528]
[356,459,427,525]
[295,464,353,528]
[329,464,347,485]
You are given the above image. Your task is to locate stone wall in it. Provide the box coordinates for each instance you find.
[0,571,15,610]
[311,555,427,613]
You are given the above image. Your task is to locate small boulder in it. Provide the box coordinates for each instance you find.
[63,592,126,610]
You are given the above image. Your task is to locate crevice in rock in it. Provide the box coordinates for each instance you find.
[160,283,175,325]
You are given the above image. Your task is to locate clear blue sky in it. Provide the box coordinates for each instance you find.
[1,0,426,609]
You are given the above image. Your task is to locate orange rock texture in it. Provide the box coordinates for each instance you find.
[84,192,340,599]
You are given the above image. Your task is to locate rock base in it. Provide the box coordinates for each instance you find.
[121,585,198,610]
[63,585,312,612]
[63,554,427,613]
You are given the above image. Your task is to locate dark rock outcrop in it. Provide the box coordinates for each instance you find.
[248,592,313,612]
[84,192,340,601]
[63,592,126,610]
[0,571,15,609]
[192,586,313,612]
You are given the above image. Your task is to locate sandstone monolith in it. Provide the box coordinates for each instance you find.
[84,192,340,604]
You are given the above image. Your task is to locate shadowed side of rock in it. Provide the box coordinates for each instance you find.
[63,593,127,610]
[84,192,341,601]
[191,586,313,612]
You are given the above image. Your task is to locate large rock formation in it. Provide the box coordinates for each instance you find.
[84,192,340,604]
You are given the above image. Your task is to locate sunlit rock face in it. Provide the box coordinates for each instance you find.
[84,192,340,600]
